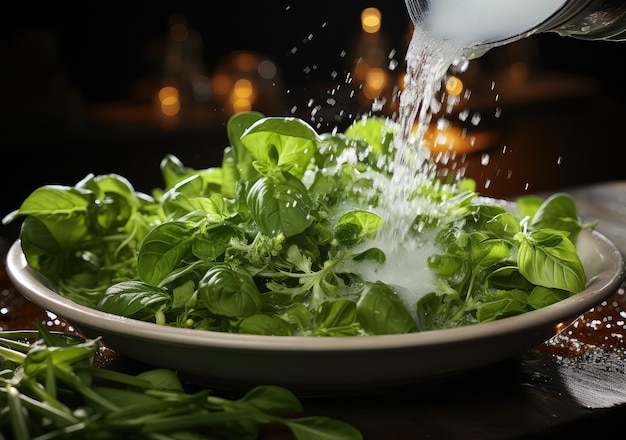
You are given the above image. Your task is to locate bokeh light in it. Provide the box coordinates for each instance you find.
[361,7,382,34]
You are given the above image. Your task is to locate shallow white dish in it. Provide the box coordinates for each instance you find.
[6,229,625,394]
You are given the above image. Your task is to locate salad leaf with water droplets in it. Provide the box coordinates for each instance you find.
[3,113,593,335]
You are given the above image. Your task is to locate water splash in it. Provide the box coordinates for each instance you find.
[375,25,469,252]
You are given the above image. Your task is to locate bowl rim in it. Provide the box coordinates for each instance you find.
[6,230,625,353]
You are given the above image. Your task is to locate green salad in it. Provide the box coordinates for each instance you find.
[3,112,593,336]
[0,325,362,440]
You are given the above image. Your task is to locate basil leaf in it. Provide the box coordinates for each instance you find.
[238,314,295,336]
[137,221,195,285]
[336,210,383,246]
[529,193,583,243]
[475,288,529,322]
[527,285,570,309]
[357,282,417,335]
[246,172,314,237]
[240,116,319,179]
[198,264,262,317]
[516,229,586,293]
[312,299,361,336]
[98,281,170,321]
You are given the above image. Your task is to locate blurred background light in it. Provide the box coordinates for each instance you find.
[362,7,382,33]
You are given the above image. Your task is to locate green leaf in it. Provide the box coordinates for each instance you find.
[137,220,196,285]
[516,229,586,292]
[469,233,511,271]
[515,194,545,219]
[77,173,139,231]
[227,110,266,148]
[238,313,295,335]
[415,290,467,330]
[9,184,91,219]
[160,153,197,189]
[97,281,170,321]
[427,254,464,278]
[527,285,570,309]
[462,203,507,231]
[246,172,315,237]
[475,289,529,322]
[18,216,66,278]
[238,385,304,415]
[356,282,417,335]
[352,247,386,263]
[136,368,185,392]
[161,174,225,218]
[336,210,383,246]
[241,116,319,179]
[226,111,266,185]
[198,264,262,317]
[529,193,584,243]
[12,185,93,248]
[193,224,241,260]
[484,212,521,241]
[344,116,396,156]
[286,416,364,440]
[312,299,361,336]
[487,265,533,291]
[170,279,197,309]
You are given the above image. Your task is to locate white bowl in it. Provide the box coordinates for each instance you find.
[6,229,625,394]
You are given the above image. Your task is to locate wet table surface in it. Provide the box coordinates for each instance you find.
[2,181,626,440]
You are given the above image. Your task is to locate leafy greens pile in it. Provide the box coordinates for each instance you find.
[3,112,592,336]
[0,324,362,439]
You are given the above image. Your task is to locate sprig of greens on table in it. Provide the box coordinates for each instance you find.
[3,112,594,335]
[0,324,361,439]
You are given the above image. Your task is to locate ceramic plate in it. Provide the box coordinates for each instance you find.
[6,228,625,394]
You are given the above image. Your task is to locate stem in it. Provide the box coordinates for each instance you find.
[7,384,30,440]
[0,346,27,364]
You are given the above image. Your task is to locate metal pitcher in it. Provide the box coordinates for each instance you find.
[405,0,626,58]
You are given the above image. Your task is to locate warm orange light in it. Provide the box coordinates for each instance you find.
[363,67,388,99]
[361,7,382,33]
[158,86,181,116]
[423,124,497,154]
[232,98,252,113]
[233,78,254,99]
[445,76,463,96]
[232,52,259,72]
[212,74,232,96]
[508,61,529,84]
[161,96,180,116]
[158,86,179,101]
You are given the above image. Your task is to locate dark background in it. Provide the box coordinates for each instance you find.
[3,2,626,239]
[4,2,622,103]
[2,2,411,102]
